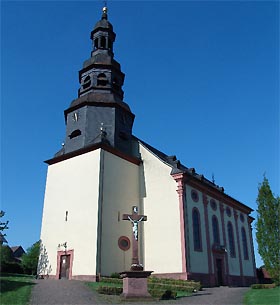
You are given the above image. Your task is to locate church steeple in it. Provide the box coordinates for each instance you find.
[78,6,124,100]
[55,6,135,158]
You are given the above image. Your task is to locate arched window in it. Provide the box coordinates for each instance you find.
[227,222,236,257]
[241,227,249,260]
[97,73,108,86]
[94,38,98,50]
[69,129,81,139]
[192,208,202,251]
[100,36,106,48]
[212,216,220,244]
[82,75,91,89]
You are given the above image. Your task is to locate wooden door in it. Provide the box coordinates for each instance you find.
[216,258,224,286]
[59,255,70,279]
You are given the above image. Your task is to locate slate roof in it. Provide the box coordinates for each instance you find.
[134,136,253,213]
[10,246,23,252]
[10,246,25,258]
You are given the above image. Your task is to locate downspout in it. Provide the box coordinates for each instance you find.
[96,149,105,277]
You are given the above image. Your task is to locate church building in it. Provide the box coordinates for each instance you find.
[39,7,256,287]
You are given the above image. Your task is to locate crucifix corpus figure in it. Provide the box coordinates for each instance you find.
[122,206,147,269]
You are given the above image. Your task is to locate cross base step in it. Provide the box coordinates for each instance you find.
[119,270,153,300]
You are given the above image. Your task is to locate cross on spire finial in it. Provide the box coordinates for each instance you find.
[102,1,108,14]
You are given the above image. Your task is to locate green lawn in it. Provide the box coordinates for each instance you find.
[244,286,280,305]
[0,273,35,305]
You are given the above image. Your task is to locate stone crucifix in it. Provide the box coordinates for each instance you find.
[122,206,147,267]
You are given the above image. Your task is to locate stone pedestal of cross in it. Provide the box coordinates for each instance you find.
[122,206,147,269]
[120,206,153,300]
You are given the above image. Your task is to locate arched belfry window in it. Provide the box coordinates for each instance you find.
[100,36,106,48]
[69,129,81,139]
[192,208,202,251]
[212,215,220,244]
[94,38,98,50]
[241,227,249,260]
[82,75,91,89]
[97,73,108,86]
[227,222,236,257]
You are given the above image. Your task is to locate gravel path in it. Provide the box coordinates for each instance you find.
[174,286,249,305]
[30,279,249,305]
[30,279,103,305]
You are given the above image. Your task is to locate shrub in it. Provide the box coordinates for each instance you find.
[97,286,123,295]
[251,283,276,289]
[148,288,177,299]
[101,277,122,284]
[1,262,24,274]
[160,290,177,300]
[110,272,121,279]
[148,277,201,291]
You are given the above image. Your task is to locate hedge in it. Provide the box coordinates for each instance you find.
[97,286,123,295]
[96,276,200,300]
[251,284,276,289]
[149,289,177,299]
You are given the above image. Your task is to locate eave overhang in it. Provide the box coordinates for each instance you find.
[45,142,141,166]
[174,171,253,214]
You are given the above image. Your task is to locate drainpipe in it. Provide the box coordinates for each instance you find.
[96,149,105,277]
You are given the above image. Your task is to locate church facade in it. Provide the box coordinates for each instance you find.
[39,7,256,287]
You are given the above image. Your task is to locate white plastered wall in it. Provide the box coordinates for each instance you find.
[185,185,208,273]
[139,144,183,274]
[100,150,140,275]
[39,149,101,277]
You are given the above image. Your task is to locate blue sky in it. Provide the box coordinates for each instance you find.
[1,1,279,268]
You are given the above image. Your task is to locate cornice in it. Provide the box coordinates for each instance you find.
[45,142,141,166]
[184,173,253,214]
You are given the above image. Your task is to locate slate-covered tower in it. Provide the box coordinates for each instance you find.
[58,7,135,157]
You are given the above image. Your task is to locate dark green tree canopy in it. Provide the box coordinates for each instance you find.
[0,245,13,264]
[21,240,40,275]
[0,210,9,234]
[256,176,280,284]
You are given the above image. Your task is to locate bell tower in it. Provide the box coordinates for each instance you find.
[56,6,135,158]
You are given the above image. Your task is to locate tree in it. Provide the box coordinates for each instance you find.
[21,240,40,275]
[0,245,13,268]
[0,245,23,273]
[256,176,280,284]
[0,210,9,235]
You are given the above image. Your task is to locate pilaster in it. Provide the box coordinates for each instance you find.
[219,202,229,285]
[172,173,187,276]
[202,194,214,283]
[234,210,244,285]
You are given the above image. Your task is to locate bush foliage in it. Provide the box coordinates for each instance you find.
[256,176,280,285]
[97,286,123,295]
[96,276,200,300]
[251,283,276,289]
[21,240,40,275]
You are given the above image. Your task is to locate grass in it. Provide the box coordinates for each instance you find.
[0,273,35,305]
[244,286,280,305]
